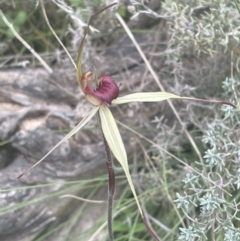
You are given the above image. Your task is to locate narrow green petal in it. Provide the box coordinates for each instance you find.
[99,105,143,217]
[76,2,118,88]
[112,92,181,105]
[76,30,88,86]
[19,107,99,177]
[41,106,99,158]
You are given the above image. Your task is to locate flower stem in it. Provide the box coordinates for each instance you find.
[99,113,115,240]
[104,136,115,241]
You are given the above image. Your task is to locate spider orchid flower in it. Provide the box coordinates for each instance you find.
[19,2,235,219]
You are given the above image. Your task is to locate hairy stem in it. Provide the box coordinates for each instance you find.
[99,113,115,240]
[104,136,115,241]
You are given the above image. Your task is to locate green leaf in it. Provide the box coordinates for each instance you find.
[112,92,181,105]
[99,105,143,217]
[118,6,126,18]
[14,11,27,25]
[18,106,99,178]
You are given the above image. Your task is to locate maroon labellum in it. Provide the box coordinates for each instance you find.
[94,75,119,104]
[82,72,119,106]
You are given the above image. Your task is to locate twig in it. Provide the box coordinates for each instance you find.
[0,9,52,74]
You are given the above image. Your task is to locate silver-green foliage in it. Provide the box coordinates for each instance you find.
[175,77,240,240]
[127,1,240,240]
[162,0,240,56]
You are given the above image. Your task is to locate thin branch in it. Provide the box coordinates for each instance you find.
[0,9,52,74]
